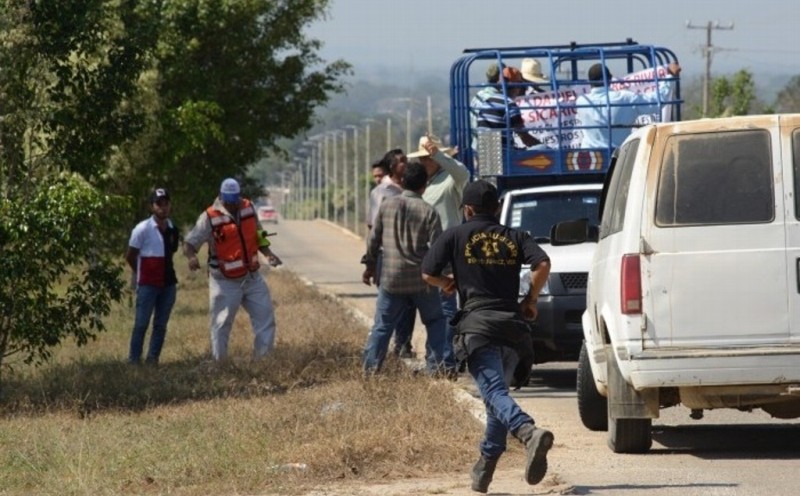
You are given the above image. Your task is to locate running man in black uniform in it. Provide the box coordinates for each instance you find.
[422,180,553,493]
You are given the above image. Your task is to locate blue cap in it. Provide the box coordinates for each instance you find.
[220,178,240,203]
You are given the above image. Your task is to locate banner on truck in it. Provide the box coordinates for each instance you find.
[515,65,676,150]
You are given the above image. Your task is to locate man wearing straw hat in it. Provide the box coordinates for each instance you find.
[408,134,470,376]
[520,58,550,95]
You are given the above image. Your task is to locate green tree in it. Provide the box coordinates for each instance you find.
[0,175,125,378]
[0,1,139,383]
[111,0,350,225]
[0,0,349,383]
[774,75,800,113]
[707,69,757,117]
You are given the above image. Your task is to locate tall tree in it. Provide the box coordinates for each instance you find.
[0,1,137,382]
[0,0,348,382]
[110,0,350,225]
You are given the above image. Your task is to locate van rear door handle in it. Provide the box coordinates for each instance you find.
[795,258,800,293]
[640,238,656,256]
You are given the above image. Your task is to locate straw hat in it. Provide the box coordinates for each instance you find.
[520,58,549,84]
[407,135,457,159]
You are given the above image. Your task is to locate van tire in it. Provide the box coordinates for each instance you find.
[576,342,608,431]
[607,416,652,453]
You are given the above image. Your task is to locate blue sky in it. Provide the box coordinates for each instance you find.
[307,0,800,80]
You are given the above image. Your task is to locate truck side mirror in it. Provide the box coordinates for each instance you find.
[550,218,597,245]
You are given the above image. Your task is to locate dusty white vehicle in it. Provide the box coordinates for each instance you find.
[500,184,601,362]
[558,114,800,453]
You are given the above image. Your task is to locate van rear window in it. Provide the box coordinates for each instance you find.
[655,130,773,226]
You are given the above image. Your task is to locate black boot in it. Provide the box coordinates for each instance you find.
[470,455,499,493]
[513,423,554,485]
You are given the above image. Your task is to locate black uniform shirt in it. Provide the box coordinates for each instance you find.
[422,213,549,306]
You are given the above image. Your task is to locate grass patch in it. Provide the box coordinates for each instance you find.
[0,264,481,495]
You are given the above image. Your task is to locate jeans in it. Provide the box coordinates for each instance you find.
[440,290,458,370]
[376,251,416,354]
[363,286,446,373]
[129,283,177,363]
[392,302,416,354]
[209,270,276,360]
[468,344,533,459]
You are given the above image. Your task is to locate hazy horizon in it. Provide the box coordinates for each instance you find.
[308,0,800,83]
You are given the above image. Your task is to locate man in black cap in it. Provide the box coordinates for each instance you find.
[576,61,681,150]
[421,180,553,493]
[126,187,181,364]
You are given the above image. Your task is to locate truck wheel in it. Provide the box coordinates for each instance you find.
[607,416,652,454]
[577,342,608,431]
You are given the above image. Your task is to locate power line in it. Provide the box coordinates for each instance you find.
[687,20,735,116]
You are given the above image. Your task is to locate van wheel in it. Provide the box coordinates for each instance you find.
[607,417,652,453]
[576,342,608,431]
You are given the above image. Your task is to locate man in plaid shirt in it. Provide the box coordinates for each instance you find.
[362,162,447,375]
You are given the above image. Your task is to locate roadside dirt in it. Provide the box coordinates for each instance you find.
[277,220,800,496]
[302,372,581,496]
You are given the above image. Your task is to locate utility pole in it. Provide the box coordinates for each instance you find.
[427,95,433,135]
[686,20,734,117]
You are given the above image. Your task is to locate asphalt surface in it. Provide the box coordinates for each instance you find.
[271,219,800,496]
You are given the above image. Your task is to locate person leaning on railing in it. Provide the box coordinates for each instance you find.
[472,64,542,149]
[576,62,681,150]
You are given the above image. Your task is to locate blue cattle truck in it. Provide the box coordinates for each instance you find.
[448,40,682,363]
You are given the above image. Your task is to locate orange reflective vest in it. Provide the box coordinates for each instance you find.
[207,199,260,278]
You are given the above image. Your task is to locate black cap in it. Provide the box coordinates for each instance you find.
[588,63,612,82]
[150,187,170,204]
[462,180,499,208]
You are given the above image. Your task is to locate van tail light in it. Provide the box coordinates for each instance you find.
[620,254,642,314]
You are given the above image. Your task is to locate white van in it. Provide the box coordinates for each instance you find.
[559,114,800,453]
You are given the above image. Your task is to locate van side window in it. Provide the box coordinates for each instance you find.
[793,129,800,219]
[656,130,773,226]
[600,139,640,238]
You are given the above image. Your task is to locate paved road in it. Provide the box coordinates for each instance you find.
[273,219,800,496]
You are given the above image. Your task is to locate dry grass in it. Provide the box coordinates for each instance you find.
[0,260,482,495]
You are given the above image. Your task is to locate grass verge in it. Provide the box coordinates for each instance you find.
[0,266,482,495]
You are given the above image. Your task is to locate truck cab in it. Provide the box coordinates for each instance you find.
[449,40,681,363]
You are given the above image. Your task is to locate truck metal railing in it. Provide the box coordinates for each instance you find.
[449,40,681,191]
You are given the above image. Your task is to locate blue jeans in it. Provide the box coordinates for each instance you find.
[363,287,446,373]
[376,252,416,354]
[129,284,177,363]
[468,344,533,459]
[440,290,458,369]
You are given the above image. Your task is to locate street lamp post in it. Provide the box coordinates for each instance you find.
[306,134,324,220]
[331,130,339,225]
[362,118,376,233]
[316,140,323,218]
[345,125,360,234]
[279,170,292,219]
[323,133,332,221]
[302,140,316,219]
[294,158,306,220]
[406,107,412,152]
[341,130,348,229]
[386,118,392,151]
[352,126,360,234]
